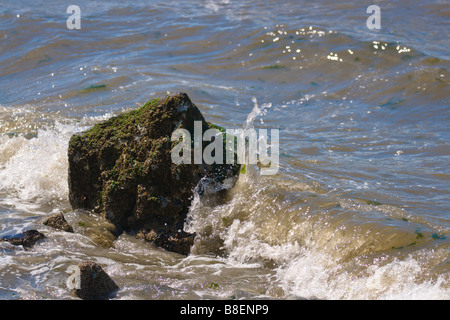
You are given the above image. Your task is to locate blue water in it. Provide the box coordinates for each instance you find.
[0,0,448,299]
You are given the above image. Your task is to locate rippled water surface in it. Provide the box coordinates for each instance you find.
[0,0,449,299]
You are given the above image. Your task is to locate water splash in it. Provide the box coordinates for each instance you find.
[245,97,272,129]
[0,123,73,207]
[0,113,115,211]
[183,96,449,299]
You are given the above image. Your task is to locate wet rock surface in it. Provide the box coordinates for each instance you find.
[68,93,239,254]
[73,261,119,300]
[2,230,45,248]
[136,229,196,255]
[42,212,74,233]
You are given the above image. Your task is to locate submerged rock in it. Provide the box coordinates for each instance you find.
[73,210,118,248]
[73,261,119,300]
[136,229,196,255]
[42,212,74,233]
[68,93,239,254]
[2,230,45,248]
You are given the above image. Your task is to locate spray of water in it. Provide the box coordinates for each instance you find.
[183,97,449,299]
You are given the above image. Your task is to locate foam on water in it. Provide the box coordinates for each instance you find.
[0,112,115,212]
[184,98,449,299]
[0,125,71,205]
[187,176,450,299]
[277,249,449,299]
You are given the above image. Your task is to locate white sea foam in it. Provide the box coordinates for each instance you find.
[0,113,114,210]
[0,123,74,206]
[276,250,449,299]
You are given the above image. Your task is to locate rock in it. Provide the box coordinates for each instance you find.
[42,212,74,233]
[2,230,45,248]
[74,261,119,300]
[136,229,196,255]
[74,212,118,248]
[68,93,240,254]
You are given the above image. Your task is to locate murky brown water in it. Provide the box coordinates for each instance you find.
[0,0,449,299]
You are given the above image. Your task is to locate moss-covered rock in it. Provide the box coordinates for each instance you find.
[42,212,74,233]
[68,93,239,254]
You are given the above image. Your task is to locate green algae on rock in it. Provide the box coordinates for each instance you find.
[68,92,240,254]
[42,212,74,233]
